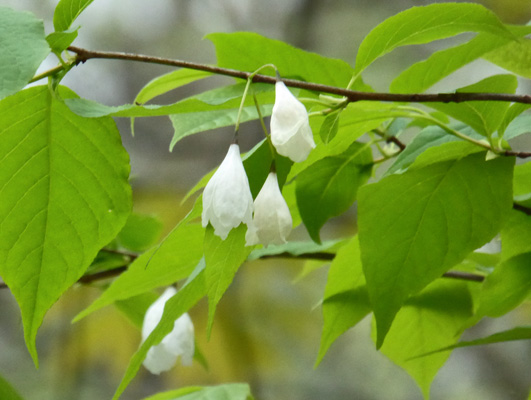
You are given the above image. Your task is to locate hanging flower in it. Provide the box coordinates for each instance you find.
[246,172,292,247]
[270,81,316,162]
[141,287,195,375]
[202,144,254,239]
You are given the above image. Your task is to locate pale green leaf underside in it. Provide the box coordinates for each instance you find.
[113,264,207,400]
[135,69,212,105]
[53,0,94,31]
[0,7,50,100]
[0,86,131,364]
[355,2,513,74]
[358,153,513,348]
[484,37,531,79]
[169,105,272,151]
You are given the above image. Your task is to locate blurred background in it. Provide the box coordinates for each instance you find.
[0,0,530,399]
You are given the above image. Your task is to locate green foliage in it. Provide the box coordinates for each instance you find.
[0,374,23,400]
[0,86,131,365]
[1,3,530,399]
[0,7,50,100]
[354,2,513,74]
[296,142,372,243]
[53,0,94,31]
[204,225,252,337]
[358,153,513,347]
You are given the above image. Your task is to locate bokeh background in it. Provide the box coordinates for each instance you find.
[0,0,530,399]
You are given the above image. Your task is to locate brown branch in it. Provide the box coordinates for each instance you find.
[513,203,531,216]
[66,46,531,106]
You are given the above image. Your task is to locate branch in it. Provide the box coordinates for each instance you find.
[513,203,531,216]
[66,46,531,106]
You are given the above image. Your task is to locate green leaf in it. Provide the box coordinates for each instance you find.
[135,69,212,105]
[316,236,371,366]
[204,224,252,337]
[53,0,94,31]
[117,213,163,252]
[113,264,207,400]
[428,74,518,138]
[501,210,531,261]
[497,103,530,139]
[115,291,159,329]
[46,28,79,53]
[169,105,272,151]
[501,112,531,141]
[358,153,513,348]
[0,86,131,365]
[319,112,340,144]
[476,252,531,318]
[296,142,372,243]
[387,125,481,175]
[418,326,531,357]
[74,219,204,322]
[377,280,474,399]
[0,7,50,100]
[390,24,531,93]
[143,384,253,400]
[248,239,340,261]
[484,37,531,79]
[0,374,23,400]
[207,32,354,87]
[354,3,513,74]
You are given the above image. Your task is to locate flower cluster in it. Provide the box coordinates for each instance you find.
[141,287,195,375]
[202,80,313,245]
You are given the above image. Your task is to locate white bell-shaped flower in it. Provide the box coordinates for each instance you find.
[202,144,254,239]
[142,287,195,374]
[246,172,292,247]
[270,81,316,162]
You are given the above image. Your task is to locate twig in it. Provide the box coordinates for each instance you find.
[513,203,531,216]
[66,46,531,105]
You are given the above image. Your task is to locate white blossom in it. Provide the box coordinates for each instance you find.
[141,287,195,374]
[202,144,254,239]
[246,172,292,247]
[270,81,315,162]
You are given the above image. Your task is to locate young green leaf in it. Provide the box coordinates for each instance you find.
[117,213,163,252]
[0,7,50,100]
[358,153,513,348]
[113,264,207,400]
[74,220,204,322]
[46,28,79,53]
[316,236,371,366]
[417,326,531,357]
[390,25,531,94]
[142,384,253,400]
[501,210,531,261]
[53,0,94,31]
[0,374,23,400]
[204,224,252,337]
[377,280,474,399]
[484,37,531,79]
[429,74,518,138]
[296,142,372,243]
[475,252,531,318]
[501,112,531,141]
[354,2,513,74]
[169,105,272,151]
[319,112,341,144]
[0,86,131,365]
[207,32,354,87]
[135,69,212,105]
